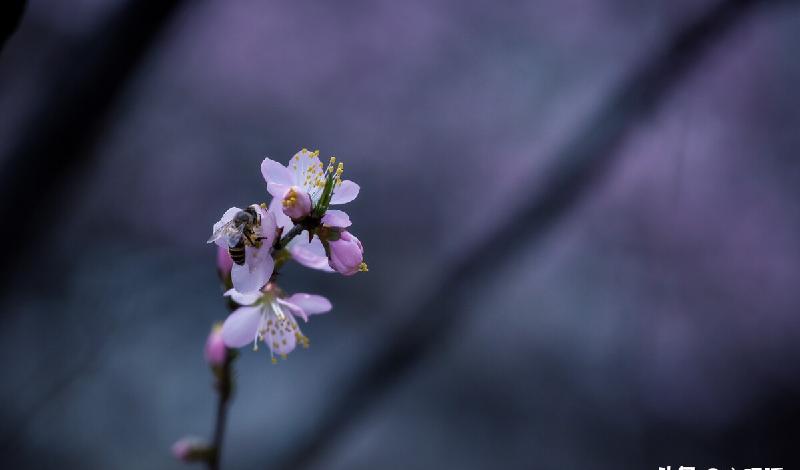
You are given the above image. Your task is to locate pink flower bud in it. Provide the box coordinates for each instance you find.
[216,245,233,278]
[205,324,227,367]
[328,230,364,276]
[281,186,312,220]
[171,436,209,462]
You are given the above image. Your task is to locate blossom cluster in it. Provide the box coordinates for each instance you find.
[208,149,367,362]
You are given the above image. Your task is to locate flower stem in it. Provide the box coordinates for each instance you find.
[206,222,312,468]
[208,351,236,470]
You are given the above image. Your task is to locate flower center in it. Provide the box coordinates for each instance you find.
[282,186,303,210]
[292,149,345,202]
[248,294,313,361]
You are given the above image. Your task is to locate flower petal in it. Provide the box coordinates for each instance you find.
[261,157,293,186]
[287,293,332,315]
[269,194,294,232]
[289,149,324,189]
[330,180,359,205]
[221,306,262,348]
[321,209,351,228]
[289,234,334,272]
[256,204,278,246]
[277,298,307,322]
[217,245,234,276]
[328,230,363,276]
[264,311,299,356]
[224,288,260,306]
[267,182,290,199]
[231,246,274,294]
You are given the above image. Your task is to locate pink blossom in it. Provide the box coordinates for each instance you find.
[204,324,227,367]
[171,436,207,462]
[269,196,334,272]
[281,186,312,219]
[261,149,360,209]
[221,288,332,361]
[328,230,365,276]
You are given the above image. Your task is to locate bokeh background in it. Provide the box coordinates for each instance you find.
[1,0,799,469]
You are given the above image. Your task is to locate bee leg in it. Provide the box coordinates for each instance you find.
[244,233,259,247]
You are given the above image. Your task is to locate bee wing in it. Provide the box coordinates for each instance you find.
[207,219,241,244]
[226,231,243,248]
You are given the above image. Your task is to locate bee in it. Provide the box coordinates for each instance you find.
[207,206,264,265]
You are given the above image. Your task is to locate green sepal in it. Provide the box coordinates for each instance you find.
[312,171,336,218]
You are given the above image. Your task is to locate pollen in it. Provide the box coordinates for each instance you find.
[282,187,299,208]
[271,357,278,364]
[359,262,369,272]
[294,331,311,349]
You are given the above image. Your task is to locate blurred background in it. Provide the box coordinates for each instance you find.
[1,0,799,468]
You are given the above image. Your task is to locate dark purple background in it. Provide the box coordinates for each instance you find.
[1,1,799,469]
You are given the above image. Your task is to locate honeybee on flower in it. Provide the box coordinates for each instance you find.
[206,148,367,359]
[180,148,371,466]
[208,204,277,294]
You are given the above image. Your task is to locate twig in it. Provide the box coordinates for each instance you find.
[208,351,235,470]
[276,224,306,251]
[206,221,306,469]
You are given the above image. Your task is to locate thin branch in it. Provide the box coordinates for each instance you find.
[277,224,306,251]
[206,221,306,469]
[0,0,185,291]
[208,352,235,470]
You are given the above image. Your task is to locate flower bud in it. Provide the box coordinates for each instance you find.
[217,245,233,280]
[171,436,211,462]
[328,230,364,276]
[282,186,312,220]
[204,323,227,367]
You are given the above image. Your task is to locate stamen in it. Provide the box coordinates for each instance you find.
[272,301,286,320]
[295,331,311,349]
[282,187,299,208]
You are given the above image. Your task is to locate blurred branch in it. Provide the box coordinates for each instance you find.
[0,0,185,454]
[0,0,25,53]
[275,0,775,468]
[0,0,184,291]
[209,351,236,470]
